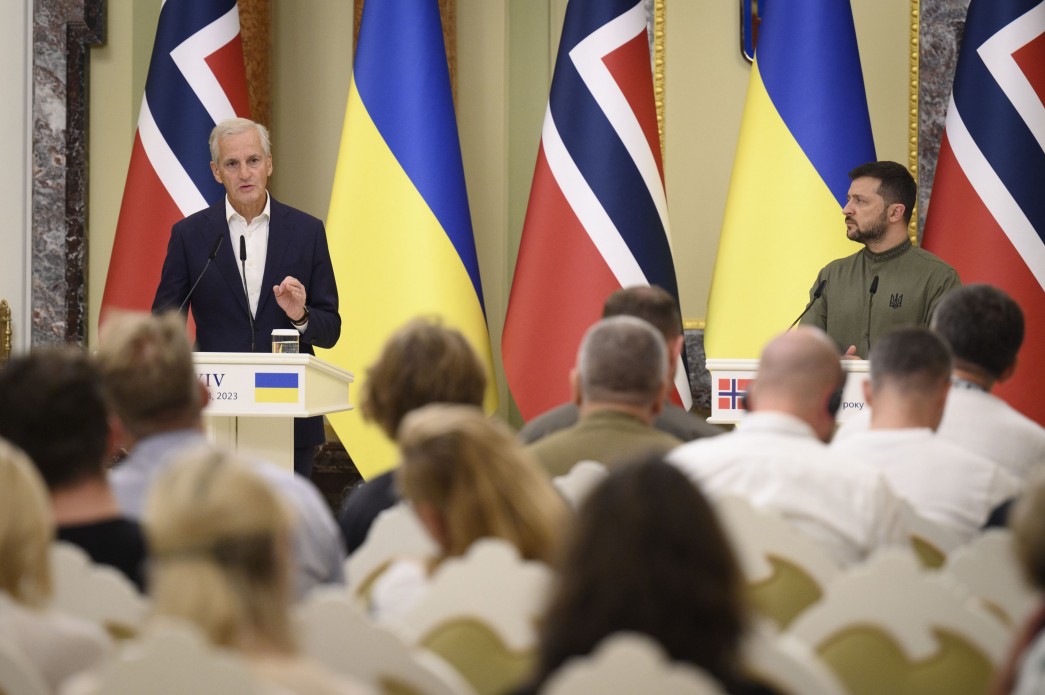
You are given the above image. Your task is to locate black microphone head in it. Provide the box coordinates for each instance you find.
[813,279,826,299]
[208,233,224,260]
[869,275,879,295]
[239,235,247,261]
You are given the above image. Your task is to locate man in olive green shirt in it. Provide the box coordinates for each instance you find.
[526,315,682,478]
[801,161,960,357]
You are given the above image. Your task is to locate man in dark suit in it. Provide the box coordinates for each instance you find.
[153,118,340,477]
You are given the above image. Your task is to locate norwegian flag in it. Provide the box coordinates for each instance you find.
[502,0,689,420]
[922,0,1045,425]
[717,378,752,411]
[100,0,250,326]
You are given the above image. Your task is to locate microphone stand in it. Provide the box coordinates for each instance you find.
[239,235,256,353]
[866,275,879,356]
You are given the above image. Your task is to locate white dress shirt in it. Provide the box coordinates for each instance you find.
[226,195,270,318]
[831,428,1021,541]
[667,411,908,566]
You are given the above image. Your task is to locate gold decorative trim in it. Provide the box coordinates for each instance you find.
[683,319,706,331]
[653,0,666,164]
[0,300,11,364]
[240,0,271,129]
[909,0,920,244]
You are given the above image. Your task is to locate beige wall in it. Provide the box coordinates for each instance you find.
[87,1,912,413]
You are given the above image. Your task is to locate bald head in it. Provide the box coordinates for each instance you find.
[749,328,844,439]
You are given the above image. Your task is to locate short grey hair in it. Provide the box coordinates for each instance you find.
[209,118,271,163]
[577,316,668,407]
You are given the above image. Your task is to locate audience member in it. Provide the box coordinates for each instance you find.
[0,350,147,589]
[524,456,772,695]
[145,447,367,694]
[95,311,344,597]
[931,284,1045,482]
[991,472,1045,695]
[337,318,488,555]
[0,438,110,690]
[526,316,683,477]
[370,404,567,622]
[831,328,1019,541]
[668,327,907,565]
[519,285,721,444]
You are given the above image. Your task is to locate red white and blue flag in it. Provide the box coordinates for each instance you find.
[100,0,250,326]
[717,378,752,412]
[922,0,1045,425]
[502,0,689,420]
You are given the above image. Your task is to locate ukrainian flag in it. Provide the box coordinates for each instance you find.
[255,372,299,404]
[704,0,876,358]
[319,0,496,478]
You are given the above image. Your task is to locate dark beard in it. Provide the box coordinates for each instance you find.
[846,213,888,245]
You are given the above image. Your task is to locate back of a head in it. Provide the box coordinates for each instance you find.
[931,284,1024,380]
[752,327,843,412]
[361,318,487,438]
[848,160,916,224]
[602,285,682,342]
[145,447,294,652]
[869,327,953,395]
[577,316,668,408]
[1011,470,1045,591]
[0,438,54,607]
[95,311,200,439]
[396,404,566,563]
[535,455,745,688]
[0,349,109,489]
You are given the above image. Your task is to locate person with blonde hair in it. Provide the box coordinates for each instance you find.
[370,404,567,621]
[0,437,110,690]
[145,446,366,694]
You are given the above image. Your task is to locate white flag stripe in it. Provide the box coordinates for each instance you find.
[977,0,1045,152]
[946,95,1045,291]
[137,97,209,216]
[169,4,242,125]
[569,1,671,238]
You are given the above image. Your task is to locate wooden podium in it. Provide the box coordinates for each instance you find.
[706,358,870,426]
[193,352,354,470]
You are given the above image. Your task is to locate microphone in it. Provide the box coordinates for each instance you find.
[239,235,256,352]
[788,279,827,331]
[865,274,879,355]
[177,234,224,313]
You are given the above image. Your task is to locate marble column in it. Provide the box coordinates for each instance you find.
[31,0,105,346]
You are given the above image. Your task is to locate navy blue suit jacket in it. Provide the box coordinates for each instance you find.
[152,197,340,447]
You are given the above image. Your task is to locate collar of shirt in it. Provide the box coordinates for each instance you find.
[226,194,271,317]
[735,411,823,441]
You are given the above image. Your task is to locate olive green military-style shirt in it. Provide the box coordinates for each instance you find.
[800,239,961,356]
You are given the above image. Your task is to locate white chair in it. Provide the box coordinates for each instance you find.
[788,547,1010,695]
[0,639,48,695]
[387,538,553,695]
[898,503,962,568]
[942,528,1038,630]
[297,588,476,695]
[48,543,147,638]
[552,460,607,509]
[346,503,437,601]
[540,633,728,695]
[62,620,263,695]
[742,622,847,695]
[714,496,841,628]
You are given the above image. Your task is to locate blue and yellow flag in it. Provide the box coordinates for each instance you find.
[319,0,496,478]
[704,0,876,358]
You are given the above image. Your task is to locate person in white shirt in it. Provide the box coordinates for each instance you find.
[831,327,1020,541]
[836,284,1044,487]
[668,327,907,566]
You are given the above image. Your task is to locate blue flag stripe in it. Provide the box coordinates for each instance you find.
[255,372,298,389]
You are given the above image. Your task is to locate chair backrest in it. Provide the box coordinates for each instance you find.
[898,504,962,568]
[0,639,48,695]
[346,503,438,600]
[943,528,1038,630]
[48,543,147,639]
[714,496,840,629]
[787,547,1010,695]
[388,539,553,695]
[552,460,607,510]
[741,623,847,695]
[71,621,263,695]
[540,633,728,695]
[297,588,476,695]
